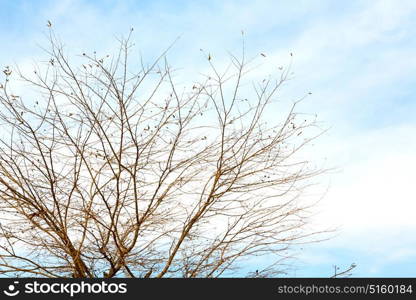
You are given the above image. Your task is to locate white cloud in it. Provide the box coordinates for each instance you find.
[313,123,416,229]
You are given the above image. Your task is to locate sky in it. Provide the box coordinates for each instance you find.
[1,0,415,277]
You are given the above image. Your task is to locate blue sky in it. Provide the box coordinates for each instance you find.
[1,0,416,277]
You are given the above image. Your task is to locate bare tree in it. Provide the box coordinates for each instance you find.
[0,29,326,278]
[331,263,357,278]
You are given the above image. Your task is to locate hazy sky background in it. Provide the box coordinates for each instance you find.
[1,0,415,277]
